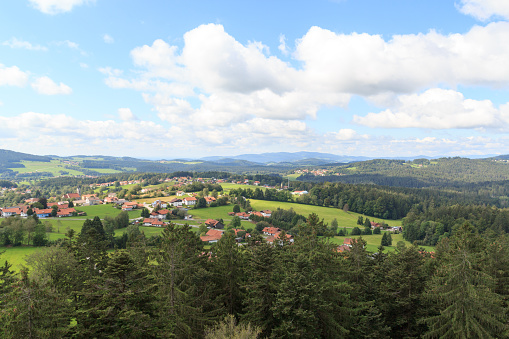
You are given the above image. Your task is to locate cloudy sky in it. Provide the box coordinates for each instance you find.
[1,0,509,159]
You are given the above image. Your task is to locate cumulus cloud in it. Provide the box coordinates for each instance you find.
[353,88,504,129]
[100,23,509,153]
[0,64,29,87]
[31,76,72,95]
[103,34,114,44]
[295,23,509,94]
[457,0,509,21]
[3,38,47,51]
[29,0,94,15]
[107,23,509,127]
[117,108,137,121]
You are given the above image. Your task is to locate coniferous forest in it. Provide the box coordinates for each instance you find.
[0,214,508,338]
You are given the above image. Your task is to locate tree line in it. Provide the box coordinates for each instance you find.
[0,216,507,338]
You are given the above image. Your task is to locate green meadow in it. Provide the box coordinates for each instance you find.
[10,160,84,176]
[1,198,420,272]
[73,204,142,220]
[249,199,402,229]
[330,232,434,253]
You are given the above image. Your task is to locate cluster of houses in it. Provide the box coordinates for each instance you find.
[88,179,143,189]
[0,191,144,219]
[293,168,329,176]
[227,210,272,219]
[370,221,402,233]
[1,203,81,218]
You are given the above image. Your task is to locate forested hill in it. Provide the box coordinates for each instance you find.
[0,149,51,174]
[298,157,509,188]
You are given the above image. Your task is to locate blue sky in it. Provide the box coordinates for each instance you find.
[1,0,509,159]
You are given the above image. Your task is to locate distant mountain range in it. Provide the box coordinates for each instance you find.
[0,148,502,180]
[199,151,497,165]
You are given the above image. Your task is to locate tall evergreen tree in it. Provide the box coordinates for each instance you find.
[1,269,72,339]
[154,224,214,337]
[241,236,278,337]
[210,232,245,318]
[421,223,507,338]
[75,250,157,338]
[380,244,429,338]
[270,219,350,338]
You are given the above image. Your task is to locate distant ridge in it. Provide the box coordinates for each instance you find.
[201,151,370,164]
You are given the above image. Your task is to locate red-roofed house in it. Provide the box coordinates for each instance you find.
[143,218,165,227]
[236,212,250,220]
[204,197,216,205]
[262,227,281,236]
[200,229,223,243]
[205,219,224,229]
[57,208,76,217]
[62,193,81,200]
[337,245,351,252]
[2,207,21,217]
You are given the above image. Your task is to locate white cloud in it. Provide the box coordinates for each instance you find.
[0,64,29,87]
[31,76,72,95]
[103,34,114,44]
[332,129,369,141]
[3,37,47,51]
[117,108,137,121]
[29,0,94,15]
[457,0,509,21]
[80,63,89,68]
[98,67,123,76]
[100,23,509,153]
[353,88,504,129]
[278,34,288,55]
[295,22,509,94]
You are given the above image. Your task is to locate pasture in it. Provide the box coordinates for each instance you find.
[249,199,402,229]
[330,233,434,253]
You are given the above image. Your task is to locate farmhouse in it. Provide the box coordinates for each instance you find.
[205,219,224,229]
[57,208,76,217]
[142,218,165,227]
[1,207,22,217]
[200,229,223,243]
[183,197,197,206]
[62,193,81,200]
[262,227,281,236]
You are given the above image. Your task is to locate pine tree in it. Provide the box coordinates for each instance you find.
[1,269,73,338]
[380,244,429,338]
[154,224,213,337]
[210,232,245,318]
[241,237,278,337]
[421,223,507,338]
[75,250,157,338]
[271,221,350,338]
[381,232,390,246]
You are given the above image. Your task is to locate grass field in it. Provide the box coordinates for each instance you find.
[284,173,301,181]
[249,199,402,229]
[220,183,267,192]
[330,232,434,253]
[10,160,84,176]
[0,247,46,271]
[73,204,142,220]
[1,198,422,272]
